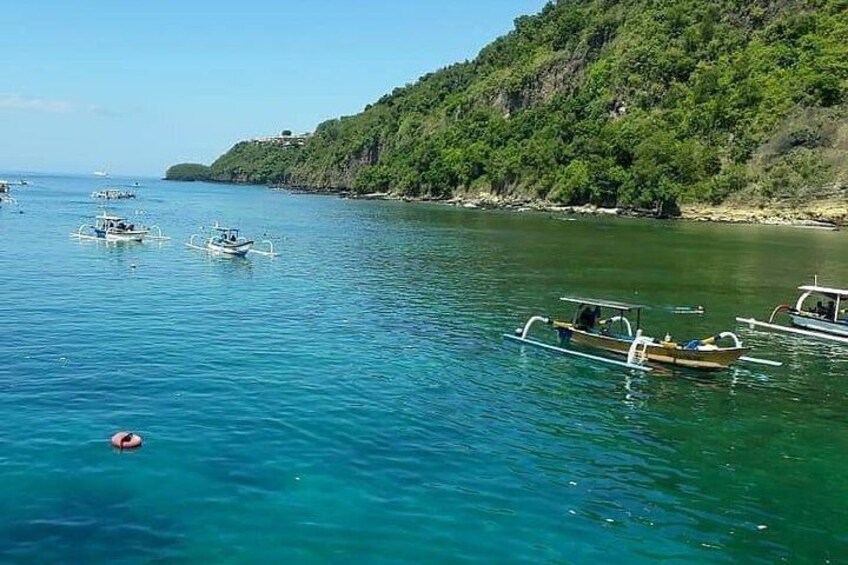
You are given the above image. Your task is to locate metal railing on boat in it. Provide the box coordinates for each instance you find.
[248,239,279,257]
[145,225,171,241]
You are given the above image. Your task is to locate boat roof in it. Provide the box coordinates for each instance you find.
[560,296,646,311]
[96,213,124,220]
[798,284,848,297]
[211,225,238,232]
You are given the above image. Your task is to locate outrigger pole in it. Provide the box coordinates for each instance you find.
[736,317,848,345]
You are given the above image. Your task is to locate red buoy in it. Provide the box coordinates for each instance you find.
[111,431,143,450]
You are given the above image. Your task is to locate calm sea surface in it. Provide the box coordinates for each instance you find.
[1,174,847,563]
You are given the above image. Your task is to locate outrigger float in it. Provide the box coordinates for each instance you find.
[737,281,848,345]
[71,212,170,243]
[185,224,278,258]
[505,296,780,372]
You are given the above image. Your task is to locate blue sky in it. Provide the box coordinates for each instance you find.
[1,0,546,177]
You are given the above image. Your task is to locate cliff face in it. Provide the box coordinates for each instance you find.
[198,0,848,213]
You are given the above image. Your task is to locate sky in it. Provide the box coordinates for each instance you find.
[0,0,546,177]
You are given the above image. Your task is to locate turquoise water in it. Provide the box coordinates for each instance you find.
[1,174,847,562]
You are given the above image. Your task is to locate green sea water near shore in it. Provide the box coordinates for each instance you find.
[1,174,846,562]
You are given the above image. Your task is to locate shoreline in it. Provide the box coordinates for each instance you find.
[277,185,843,230]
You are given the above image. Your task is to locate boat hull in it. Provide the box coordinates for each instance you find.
[95,229,148,242]
[208,241,253,257]
[789,313,848,337]
[564,328,747,370]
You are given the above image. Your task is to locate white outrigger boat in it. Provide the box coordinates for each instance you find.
[506,296,780,372]
[91,189,135,200]
[185,224,278,258]
[737,281,848,345]
[71,212,169,243]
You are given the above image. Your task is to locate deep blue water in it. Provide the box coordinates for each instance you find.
[1,174,847,562]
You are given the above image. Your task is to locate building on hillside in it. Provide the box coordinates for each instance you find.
[250,131,313,147]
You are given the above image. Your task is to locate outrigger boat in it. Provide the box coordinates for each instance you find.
[91,189,135,200]
[71,212,169,243]
[737,281,848,345]
[185,223,278,258]
[506,296,779,372]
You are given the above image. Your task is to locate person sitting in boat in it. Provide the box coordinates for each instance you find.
[229,234,237,243]
[825,300,836,320]
[577,306,598,330]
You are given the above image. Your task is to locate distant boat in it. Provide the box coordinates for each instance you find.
[203,225,255,257]
[0,180,15,205]
[185,223,278,258]
[71,212,170,243]
[737,280,848,344]
[91,189,135,200]
[93,171,109,177]
[75,212,149,242]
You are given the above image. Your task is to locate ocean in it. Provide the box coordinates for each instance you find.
[1,174,846,562]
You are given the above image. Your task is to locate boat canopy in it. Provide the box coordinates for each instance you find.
[96,213,125,221]
[560,296,646,312]
[797,284,848,298]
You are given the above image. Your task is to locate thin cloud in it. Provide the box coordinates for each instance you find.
[0,94,119,116]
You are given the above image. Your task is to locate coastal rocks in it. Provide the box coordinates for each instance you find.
[273,182,845,228]
[681,201,845,228]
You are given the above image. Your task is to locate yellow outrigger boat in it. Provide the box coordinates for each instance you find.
[507,296,779,371]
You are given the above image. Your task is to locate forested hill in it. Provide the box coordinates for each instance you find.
[172,0,848,214]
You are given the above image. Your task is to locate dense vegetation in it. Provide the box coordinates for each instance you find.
[173,0,848,214]
[164,163,212,181]
[210,142,301,184]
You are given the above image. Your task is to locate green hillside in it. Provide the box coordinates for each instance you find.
[173,0,848,215]
[164,163,212,181]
